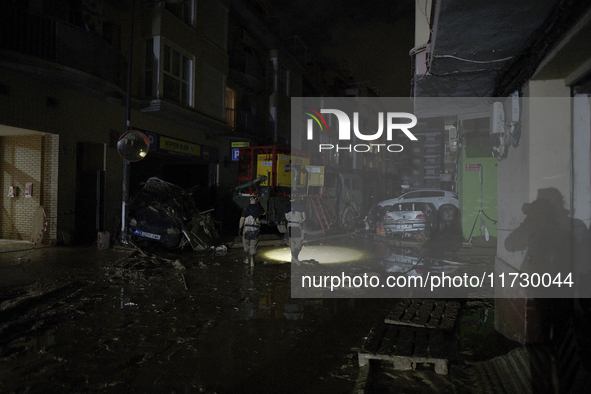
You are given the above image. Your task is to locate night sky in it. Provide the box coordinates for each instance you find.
[275,0,415,97]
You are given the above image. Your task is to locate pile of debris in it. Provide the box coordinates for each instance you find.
[128,177,219,251]
[108,244,189,288]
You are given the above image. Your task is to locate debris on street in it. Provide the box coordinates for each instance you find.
[106,245,186,285]
[127,177,220,250]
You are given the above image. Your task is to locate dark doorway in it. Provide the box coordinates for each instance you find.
[130,152,214,210]
[75,142,105,245]
[162,163,213,209]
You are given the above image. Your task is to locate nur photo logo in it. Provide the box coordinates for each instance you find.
[303,108,418,153]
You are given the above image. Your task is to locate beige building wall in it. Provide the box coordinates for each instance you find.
[0,133,58,243]
[495,80,572,343]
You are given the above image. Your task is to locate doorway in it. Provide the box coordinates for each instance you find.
[75,142,105,245]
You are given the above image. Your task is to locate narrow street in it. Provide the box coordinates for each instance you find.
[0,232,519,393]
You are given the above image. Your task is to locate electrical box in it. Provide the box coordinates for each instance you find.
[257,154,274,186]
[508,91,520,124]
[276,154,291,187]
[256,153,291,187]
[490,101,505,135]
[292,155,310,167]
[448,126,457,141]
[306,166,325,187]
[25,183,33,198]
[292,155,310,189]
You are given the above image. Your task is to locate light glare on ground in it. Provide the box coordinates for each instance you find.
[263,245,365,264]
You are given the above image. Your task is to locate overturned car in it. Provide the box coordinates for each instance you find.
[128,177,218,250]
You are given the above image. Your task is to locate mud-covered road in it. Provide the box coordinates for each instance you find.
[0,232,513,393]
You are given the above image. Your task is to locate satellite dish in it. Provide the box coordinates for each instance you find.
[117,130,150,162]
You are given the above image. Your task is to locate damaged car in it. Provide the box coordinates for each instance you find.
[366,189,460,233]
[380,202,438,240]
[128,177,218,250]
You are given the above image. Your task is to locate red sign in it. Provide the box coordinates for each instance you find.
[465,164,481,171]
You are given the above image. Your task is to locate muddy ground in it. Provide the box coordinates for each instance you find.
[0,232,517,393]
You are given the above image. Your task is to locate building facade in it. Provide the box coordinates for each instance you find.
[411,0,591,367]
[0,0,331,244]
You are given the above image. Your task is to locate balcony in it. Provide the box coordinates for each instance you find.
[0,5,126,96]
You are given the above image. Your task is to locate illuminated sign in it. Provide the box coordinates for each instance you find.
[160,137,201,156]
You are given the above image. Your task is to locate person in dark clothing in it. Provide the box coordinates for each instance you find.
[285,196,306,266]
[238,193,265,265]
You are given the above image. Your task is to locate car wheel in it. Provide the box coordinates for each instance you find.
[438,205,457,231]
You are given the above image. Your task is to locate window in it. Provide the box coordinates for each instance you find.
[421,191,444,197]
[145,38,194,107]
[165,0,195,26]
[163,44,192,106]
[402,192,421,199]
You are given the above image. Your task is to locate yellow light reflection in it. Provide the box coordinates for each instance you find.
[262,245,365,264]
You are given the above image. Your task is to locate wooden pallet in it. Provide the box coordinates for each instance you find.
[358,299,460,375]
[384,299,461,331]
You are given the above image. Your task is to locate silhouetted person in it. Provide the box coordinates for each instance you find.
[238,193,265,265]
[505,188,571,277]
[285,195,306,266]
[505,187,575,343]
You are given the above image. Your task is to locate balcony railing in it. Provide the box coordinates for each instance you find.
[0,5,126,90]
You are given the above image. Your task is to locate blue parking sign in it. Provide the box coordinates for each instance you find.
[145,132,157,151]
[232,148,240,161]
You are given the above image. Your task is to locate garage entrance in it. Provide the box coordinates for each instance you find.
[130,151,218,212]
